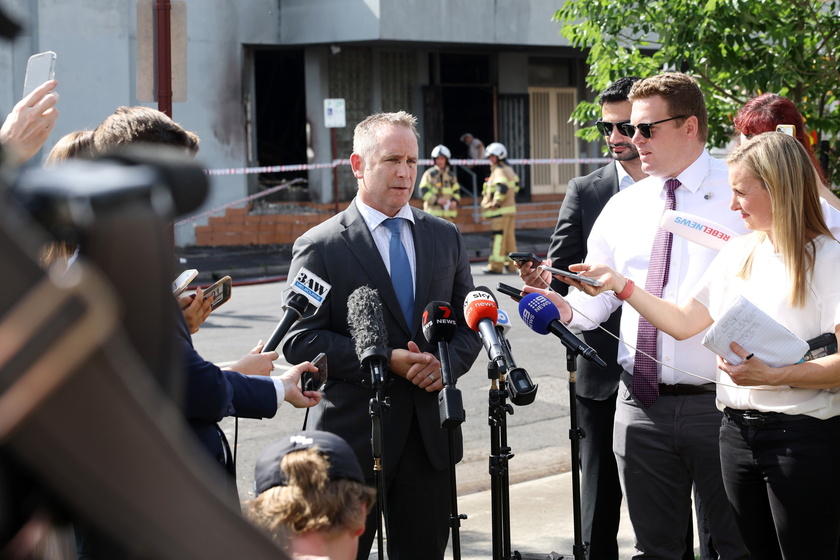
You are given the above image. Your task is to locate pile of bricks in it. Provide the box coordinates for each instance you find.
[193,197,562,247]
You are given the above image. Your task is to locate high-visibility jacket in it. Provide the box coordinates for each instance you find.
[481,162,519,219]
[419,166,461,218]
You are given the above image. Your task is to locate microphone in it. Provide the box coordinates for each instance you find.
[263,293,309,352]
[493,309,538,406]
[496,308,512,334]
[518,292,607,368]
[422,301,465,427]
[463,286,508,372]
[660,209,741,251]
[347,286,390,388]
[263,267,332,352]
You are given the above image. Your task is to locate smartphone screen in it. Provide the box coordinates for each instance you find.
[23,51,56,98]
[775,124,795,136]
[203,276,232,310]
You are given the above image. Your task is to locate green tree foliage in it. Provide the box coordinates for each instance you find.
[555,0,840,188]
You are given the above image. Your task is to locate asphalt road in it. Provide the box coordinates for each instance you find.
[192,262,576,504]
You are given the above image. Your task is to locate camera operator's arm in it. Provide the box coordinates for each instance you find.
[0,80,59,164]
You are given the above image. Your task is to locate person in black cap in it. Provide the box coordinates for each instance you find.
[246,430,376,560]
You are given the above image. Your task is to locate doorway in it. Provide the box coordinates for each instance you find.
[252,48,308,199]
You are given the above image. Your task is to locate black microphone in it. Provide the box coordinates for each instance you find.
[518,293,607,368]
[422,301,464,428]
[263,267,332,353]
[262,293,308,353]
[347,286,390,388]
[463,286,508,372]
[493,309,538,406]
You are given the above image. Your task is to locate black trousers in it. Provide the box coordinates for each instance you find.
[720,409,840,559]
[357,415,452,560]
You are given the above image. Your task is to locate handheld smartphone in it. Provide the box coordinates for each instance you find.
[496,282,524,301]
[508,252,542,267]
[540,265,604,287]
[301,352,328,391]
[172,269,198,296]
[203,276,232,310]
[23,51,56,98]
[776,124,795,136]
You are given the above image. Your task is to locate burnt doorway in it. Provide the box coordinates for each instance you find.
[253,48,308,200]
[431,53,495,198]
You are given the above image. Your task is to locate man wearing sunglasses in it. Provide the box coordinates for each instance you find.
[542,73,750,559]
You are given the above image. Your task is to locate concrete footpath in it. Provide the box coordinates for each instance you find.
[442,471,638,559]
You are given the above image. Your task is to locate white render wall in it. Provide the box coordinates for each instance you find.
[0,0,572,245]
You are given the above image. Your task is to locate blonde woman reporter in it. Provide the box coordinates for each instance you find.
[529,132,840,559]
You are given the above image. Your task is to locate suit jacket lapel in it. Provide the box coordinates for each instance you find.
[593,163,620,208]
[410,209,434,338]
[340,201,413,335]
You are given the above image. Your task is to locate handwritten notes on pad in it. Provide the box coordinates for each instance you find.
[702,296,809,367]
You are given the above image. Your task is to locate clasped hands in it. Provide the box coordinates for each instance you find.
[390,341,442,392]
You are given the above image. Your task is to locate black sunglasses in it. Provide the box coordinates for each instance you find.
[618,116,687,139]
[595,120,630,137]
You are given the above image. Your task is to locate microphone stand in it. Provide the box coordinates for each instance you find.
[362,348,390,560]
[486,356,521,560]
[437,339,467,560]
[562,343,589,560]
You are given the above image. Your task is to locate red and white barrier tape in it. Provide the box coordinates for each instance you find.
[180,157,612,227]
[204,157,611,175]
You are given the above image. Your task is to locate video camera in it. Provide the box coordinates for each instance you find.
[0,146,289,559]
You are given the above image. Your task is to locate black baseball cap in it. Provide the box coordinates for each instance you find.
[254,430,365,494]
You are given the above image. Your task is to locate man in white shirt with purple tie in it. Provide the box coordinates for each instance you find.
[523,73,749,559]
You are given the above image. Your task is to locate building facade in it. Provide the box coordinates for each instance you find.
[0,0,598,245]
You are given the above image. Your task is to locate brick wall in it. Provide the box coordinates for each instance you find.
[193,197,561,247]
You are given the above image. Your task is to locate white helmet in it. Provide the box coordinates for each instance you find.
[431,144,451,159]
[484,142,507,159]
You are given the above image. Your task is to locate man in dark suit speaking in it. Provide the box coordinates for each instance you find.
[283,111,481,560]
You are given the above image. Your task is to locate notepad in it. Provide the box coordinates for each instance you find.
[702,296,809,367]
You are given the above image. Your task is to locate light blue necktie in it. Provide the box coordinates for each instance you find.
[384,218,414,324]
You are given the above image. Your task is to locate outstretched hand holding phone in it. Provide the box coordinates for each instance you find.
[0,79,59,164]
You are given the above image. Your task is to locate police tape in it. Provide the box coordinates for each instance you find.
[179,157,613,227]
[204,157,612,175]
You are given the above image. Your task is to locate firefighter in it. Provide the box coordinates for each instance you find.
[419,144,461,221]
[481,142,519,274]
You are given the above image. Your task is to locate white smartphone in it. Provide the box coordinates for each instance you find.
[172,269,198,296]
[540,265,604,287]
[23,51,56,99]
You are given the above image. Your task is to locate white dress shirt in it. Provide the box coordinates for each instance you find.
[567,150,749,384]
[355,198,417,299]
[692,234,840,418]
[615,161,635,191]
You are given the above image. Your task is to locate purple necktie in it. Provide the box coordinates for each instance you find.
[633,179,679,408]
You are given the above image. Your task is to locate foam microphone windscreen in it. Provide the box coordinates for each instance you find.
[422,301,457,344]
[347,286,389,360]
[518,292,559,335]
[463,286,498,331]
[660,209,740,251]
